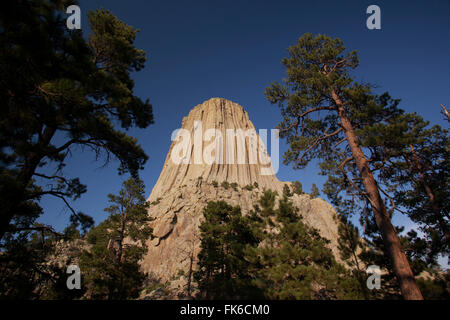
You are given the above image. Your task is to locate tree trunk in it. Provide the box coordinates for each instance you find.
[409,145,449,244]
[0,126,56,239]
[332,90,423,300]
[117,214,127,263]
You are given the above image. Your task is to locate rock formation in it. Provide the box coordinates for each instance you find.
[148,97,281,201]
[141,98,341,291]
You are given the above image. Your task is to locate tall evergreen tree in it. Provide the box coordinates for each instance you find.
[310,183,320,198]
[291,181,304,195]
[265,33,422,299]
[0,0,153,240]
[79,177,152,299]
[337,216,364,273]
[246,190,362,299]
[194,201,260,299]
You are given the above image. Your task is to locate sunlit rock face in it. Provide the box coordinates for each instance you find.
[141,98,340,283]
[147,97,280,202]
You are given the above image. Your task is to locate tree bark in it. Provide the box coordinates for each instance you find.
[117,210,128,264]
[0,126,57,240]
[332,90,423,300]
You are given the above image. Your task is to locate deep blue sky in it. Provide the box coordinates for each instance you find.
[39,0,449,264]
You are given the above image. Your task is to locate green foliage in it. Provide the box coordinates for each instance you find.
[0,0,153,239]
[221,181,230,189]
[230,182,238,191]
[356,213,440,299]
[264,33,397,214]
[310,183,320,198]
[283,184,293,197]
[265,33,359,167]
[292,181,304,195]
[79,177,152,299]
[176,269,185,277]
[63,213,95,240]
[416,275,450,300]
[151,197,162,205]
[211,180,218,187]
[143,274,170,295]
[265,33,429,298]
[245,192,362,299]
[195,193,362,300]
[374,113,449,263]
[257,190,277,217]
[0,225,84,299]
[338,217,362,268]
[244,184,254,191]
[194,201,261,299]
[346,111,448,272]
[400,230,439,275]
[337,216,372,299]
[253,182,259,188]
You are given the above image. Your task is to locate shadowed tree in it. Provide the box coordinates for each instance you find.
[79,177,152,299]
[291,181,304,195]
[265,33,422,299]
[337,215,373,299]
[310,183,320,198]
[373,113,449,263]
[245,191,362,299]
[0,220,91,299]
[176,230,200,298]
[282,184,293,197]
[194,201,260,299]
[0,0,153,239]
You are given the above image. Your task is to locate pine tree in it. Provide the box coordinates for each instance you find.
[0,0,154,240]
[291,181,304,195]
[80,177,152,299]
[416,271,450,300]
[63,213,95,240]
[310,183,320,198]
[0,222,86,299]
[177,230,200,298]
[283,184,293,197]
[371,112,449,263]
[194,201,260,299]
[257,189,277,218]
[337,216,363,271]
[337,215,374,299]
[265,33,423,299]
[245,191,362,299]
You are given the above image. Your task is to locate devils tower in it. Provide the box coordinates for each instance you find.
[141,98,340,285]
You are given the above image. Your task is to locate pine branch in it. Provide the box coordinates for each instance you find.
[298,127,343,163]
[10,225,63,237]
[297,106,335,118]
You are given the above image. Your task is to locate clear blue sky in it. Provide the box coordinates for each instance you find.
[38,0,449,265]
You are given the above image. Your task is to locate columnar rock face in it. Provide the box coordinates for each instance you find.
[141,98,340,285]
[148,98,281,202]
